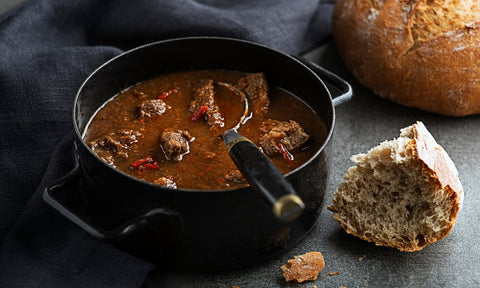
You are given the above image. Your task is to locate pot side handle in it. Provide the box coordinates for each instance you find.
[294,56,352,107]
[43,147,182,240]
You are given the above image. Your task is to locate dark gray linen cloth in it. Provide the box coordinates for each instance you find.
[0,0,334,286]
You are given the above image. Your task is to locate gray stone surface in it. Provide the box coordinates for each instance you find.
[150,41,480,287]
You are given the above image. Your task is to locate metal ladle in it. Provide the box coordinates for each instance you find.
[217,82,305,222]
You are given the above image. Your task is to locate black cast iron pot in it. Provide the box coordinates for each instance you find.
[43,37,351,271]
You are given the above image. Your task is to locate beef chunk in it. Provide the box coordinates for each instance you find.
[117,129,142,146]
[189,79,224,131]
[204,151,217,160]
[132,89,147,98]
[87,129,142,159]
[154,176,177,189]
[100,155,115,167]
[160,129,191,161]
[179,129,194,141]
[259,119,309,155]
[224,170,246,184]
[138,99,168,118]
[237,73,269,115]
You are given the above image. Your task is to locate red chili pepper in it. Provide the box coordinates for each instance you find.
[191,105,208,121]
[158,88,178,99]
[278,143,294,165]
[130,156,154,169]
[143,161,159,170]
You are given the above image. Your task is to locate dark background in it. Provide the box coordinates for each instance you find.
[1,1,479,287]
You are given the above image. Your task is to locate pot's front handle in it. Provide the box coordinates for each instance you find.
[43,147,182,240]
[295,56,352,107]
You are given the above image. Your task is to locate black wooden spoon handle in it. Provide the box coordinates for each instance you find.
[223,129,305,222]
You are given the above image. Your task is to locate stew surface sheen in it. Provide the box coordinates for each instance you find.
[84,70,327,190]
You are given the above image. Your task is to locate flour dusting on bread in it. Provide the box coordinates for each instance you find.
[333,0,480,116]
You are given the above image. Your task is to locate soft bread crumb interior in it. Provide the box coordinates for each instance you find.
[330,124,457,251]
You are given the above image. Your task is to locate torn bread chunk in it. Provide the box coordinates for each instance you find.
[281,252,325,283]
[328,121,463,251]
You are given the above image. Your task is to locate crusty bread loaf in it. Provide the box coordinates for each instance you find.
[333,0,480,116]
[328,122,463,251]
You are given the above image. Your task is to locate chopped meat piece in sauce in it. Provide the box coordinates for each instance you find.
[179,129,194,141]
[259,119,309,155]
[281,251,325,283]
[204,151,217,160]
[87,129,142,159]
[154,176,177,189]
[117,129,142,145]
[237,73,269,115]
[132,89,147,98]
[160,129,192,161]
[101,155,115,167]
[188,79,224,131]
[224,170,246,184]
[138,99,169,118]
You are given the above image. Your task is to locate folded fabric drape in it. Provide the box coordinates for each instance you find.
[0,0,334,286]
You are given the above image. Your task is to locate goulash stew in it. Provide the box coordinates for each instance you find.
[84,70,327,190]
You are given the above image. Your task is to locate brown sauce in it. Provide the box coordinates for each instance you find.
[83,70,327,190]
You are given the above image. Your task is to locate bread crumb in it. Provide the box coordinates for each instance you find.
[358,254,366,261]
[281,251,325,283]
[329,271,341,276]
[328,122,464,251]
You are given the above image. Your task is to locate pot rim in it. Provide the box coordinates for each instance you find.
[73,36,336,194]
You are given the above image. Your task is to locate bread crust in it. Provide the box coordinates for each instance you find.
[328,122,463,251]
[412,122,464,209]
[333,0,480,116]
[405,122,463,249]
